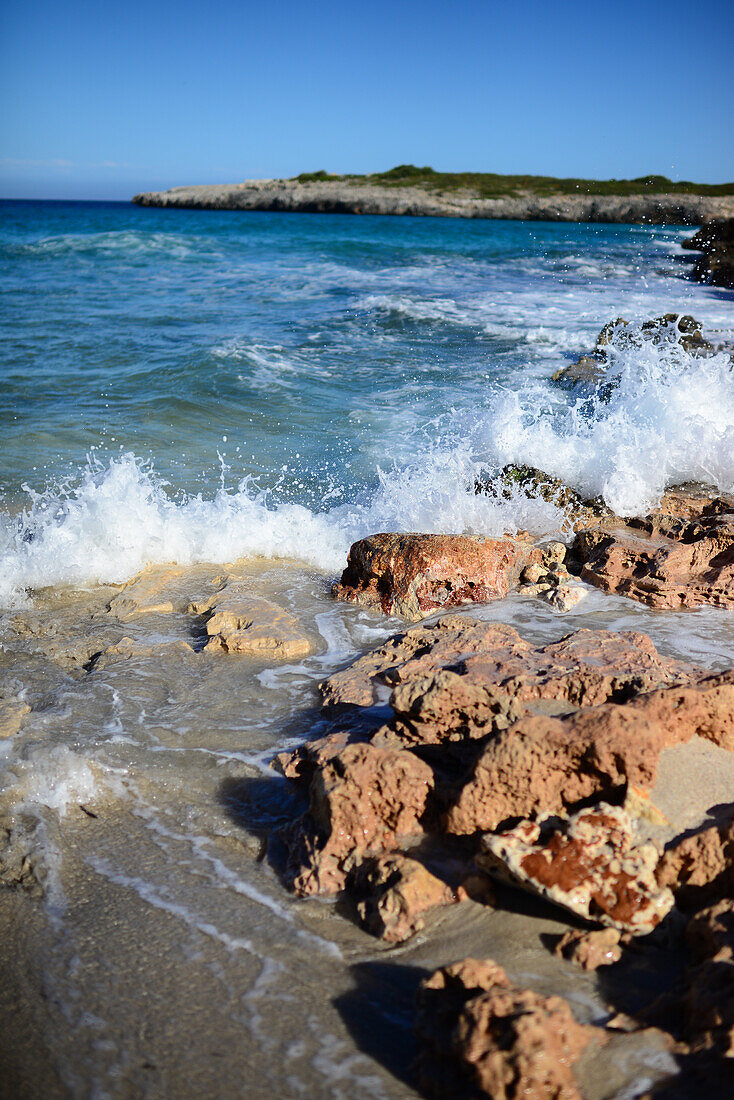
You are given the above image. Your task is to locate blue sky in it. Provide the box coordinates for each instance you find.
[2,0,733,199]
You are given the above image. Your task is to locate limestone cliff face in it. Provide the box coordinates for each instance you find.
[132,179,734,224]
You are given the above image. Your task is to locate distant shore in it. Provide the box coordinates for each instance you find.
[133,171,734,224]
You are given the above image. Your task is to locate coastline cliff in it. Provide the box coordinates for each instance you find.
[132,177,734,224]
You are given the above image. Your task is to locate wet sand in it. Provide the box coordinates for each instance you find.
[2,562,734,1098]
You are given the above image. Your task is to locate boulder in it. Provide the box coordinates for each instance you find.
[444,672,734,835]
[332,532,541,621]
[552,314,714,395]
[415,958,594,1100]
[682,218,734,289]
[284,742,434,896]
[574,490,734,609]
[107,564,187,620]
[478,805,673,934]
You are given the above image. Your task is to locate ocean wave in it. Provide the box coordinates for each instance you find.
[8,230,211,261]
[1,325,732,606]
[0,451,562,608]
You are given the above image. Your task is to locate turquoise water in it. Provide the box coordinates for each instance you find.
[1,200,733,603]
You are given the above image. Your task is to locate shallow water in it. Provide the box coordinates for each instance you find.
[1,202,733,1098]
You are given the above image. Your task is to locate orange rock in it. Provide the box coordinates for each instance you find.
[445,673,734,836]
[286,743,434,896]
[415,958,595,1100]
[574,491,734,610]
[348,853,456,942]
[332,532,541,621]
[554,928,623,969]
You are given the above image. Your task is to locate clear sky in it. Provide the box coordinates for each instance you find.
[2,0,733,199]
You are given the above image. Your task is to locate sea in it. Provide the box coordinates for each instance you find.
[1,199,733,1099]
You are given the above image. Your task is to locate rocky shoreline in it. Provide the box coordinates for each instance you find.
[270,477,734,1097]
[3,313,734,1097]
[132,179,734,224]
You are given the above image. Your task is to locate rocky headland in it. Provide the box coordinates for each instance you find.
[132,177,734,224]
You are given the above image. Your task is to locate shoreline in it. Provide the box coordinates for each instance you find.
[132,179,734,224]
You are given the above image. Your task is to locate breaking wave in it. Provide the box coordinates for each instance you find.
[1,323,732,607]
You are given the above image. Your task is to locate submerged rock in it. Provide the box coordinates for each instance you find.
[191,579,312,658]
[107,565,187,620]
[332,532,541,621]
[415,958,595,1100]
[0,697,30,739]
[478,804,673,934]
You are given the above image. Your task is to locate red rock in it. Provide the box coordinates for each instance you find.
[347,853,456,942]
[445,672,734,835]
[285,742,434,896]
[415,958,595,1100]
[479,805,673,934]
[574,491,734,610]
[332,532,541,621]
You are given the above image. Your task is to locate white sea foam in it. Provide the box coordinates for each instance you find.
[0,327,732,605]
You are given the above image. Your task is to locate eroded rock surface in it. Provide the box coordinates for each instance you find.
[478,805,673,934]
[348,853,456,942]
[445,672,734,835]
[553,928,623,970]
[415,958,595,1100]
[332,532,541,621]
[656,809,734,910]
[191,580,312,658]
[573,489,734,610]
[107,565,187,620]
[285,743,434,896]
[320,616,696,714]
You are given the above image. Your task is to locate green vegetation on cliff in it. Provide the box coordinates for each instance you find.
[294,165,734,198]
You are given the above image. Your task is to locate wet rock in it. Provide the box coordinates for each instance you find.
[478,464,612,530]
[445,672,734,835]
[348,853,456,942]
[656,810,734,910]
[320,616,697,715]
[552,314,714,395]
[285,742,434,896]
[0,697,30,738]
[553,928,623,969]
[332,532,541,621]
[682,218,734,289]
[107,565,187,620]
[573,489,734,609]
[92,636,195,669]
[478,805,673,934]
[191,580,312,658]
[415,957,595,1100]
[540,581,588,612]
